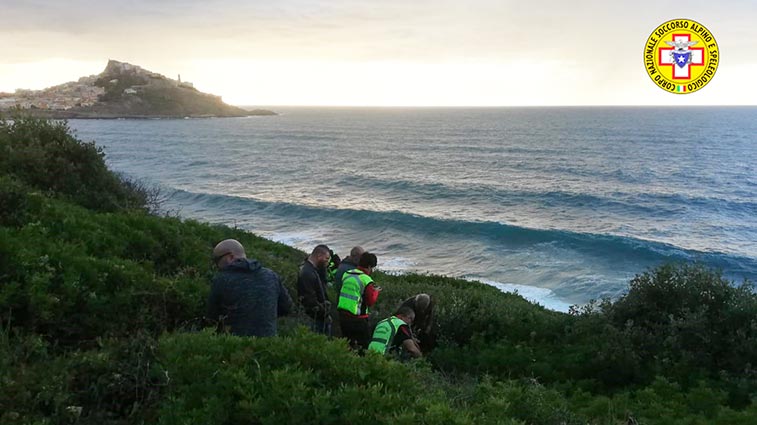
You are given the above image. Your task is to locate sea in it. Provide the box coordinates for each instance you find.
[67,107,757,311]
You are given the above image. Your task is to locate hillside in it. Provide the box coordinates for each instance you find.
[0,60,275,118]
[2,116,757,424]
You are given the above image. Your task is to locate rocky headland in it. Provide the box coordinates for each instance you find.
[0,60,275,118]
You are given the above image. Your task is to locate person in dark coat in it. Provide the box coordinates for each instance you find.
[399,293,435,353]
[207,239,293,337]
[297,244,333,335]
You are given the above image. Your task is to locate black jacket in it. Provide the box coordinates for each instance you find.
[207,258,292,337]
[297,260,330,321]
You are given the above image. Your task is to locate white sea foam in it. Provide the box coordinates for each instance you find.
[378,257,419,274]
[478,279,573,312]
[267,232,314,249]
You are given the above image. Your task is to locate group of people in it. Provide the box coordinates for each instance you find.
[207,239,434,359]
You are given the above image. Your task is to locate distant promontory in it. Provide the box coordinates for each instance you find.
[0,60,276,118]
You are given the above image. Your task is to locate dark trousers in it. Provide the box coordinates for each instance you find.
[338,311,371,350]
[310,317,332,337]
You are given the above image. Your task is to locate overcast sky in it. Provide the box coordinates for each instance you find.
[1,0,756,105]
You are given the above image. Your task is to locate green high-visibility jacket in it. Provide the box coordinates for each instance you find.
[368,316,407,355]
[337,269,373,315]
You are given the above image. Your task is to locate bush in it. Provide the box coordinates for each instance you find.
[0,177,31,227]
[0,330,162,423]
[156,330,475,425]
[601,263,757,383]
[0,115,149,211]
[0,192,311,346]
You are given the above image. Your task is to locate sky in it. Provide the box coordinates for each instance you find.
[1,0,756,106]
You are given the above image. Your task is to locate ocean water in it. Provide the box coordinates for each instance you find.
[68,107,757,311]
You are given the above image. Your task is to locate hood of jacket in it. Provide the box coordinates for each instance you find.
[224,257,262,272]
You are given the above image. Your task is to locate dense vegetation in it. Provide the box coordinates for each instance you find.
[2,116,756,424]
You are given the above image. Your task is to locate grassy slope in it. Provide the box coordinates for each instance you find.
[1,117,756,424]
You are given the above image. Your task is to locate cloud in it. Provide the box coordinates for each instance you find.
[1,0,616,62]
[4,0,755,62]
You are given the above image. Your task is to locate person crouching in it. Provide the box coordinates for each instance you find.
[368,306,422,359]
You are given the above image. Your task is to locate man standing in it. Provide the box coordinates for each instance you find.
[207,239,293,337]
[368,306,422,359]
[297,244,333,335]
[333,246,364,294]
[337,252,381,350]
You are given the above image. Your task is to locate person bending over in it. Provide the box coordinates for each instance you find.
[368,306,422,359]
[399,293,436,352]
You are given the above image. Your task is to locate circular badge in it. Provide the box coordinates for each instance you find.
[644,19,719,94]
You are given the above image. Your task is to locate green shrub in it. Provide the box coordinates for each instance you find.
[156,330,477,424]
[0,188,305,346]
[0,330,162,423]
[0,177,31,227]
[0,115,149,211]
[601,263,757,383]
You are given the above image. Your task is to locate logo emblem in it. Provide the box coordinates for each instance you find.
[644,19,719,94]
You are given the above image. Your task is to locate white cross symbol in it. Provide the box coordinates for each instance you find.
[658,34,704,79]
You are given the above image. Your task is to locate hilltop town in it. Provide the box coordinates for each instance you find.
[0,75,104,111]
[0,60,274,118]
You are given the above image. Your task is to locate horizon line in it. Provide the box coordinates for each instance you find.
[237,104,757,108]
